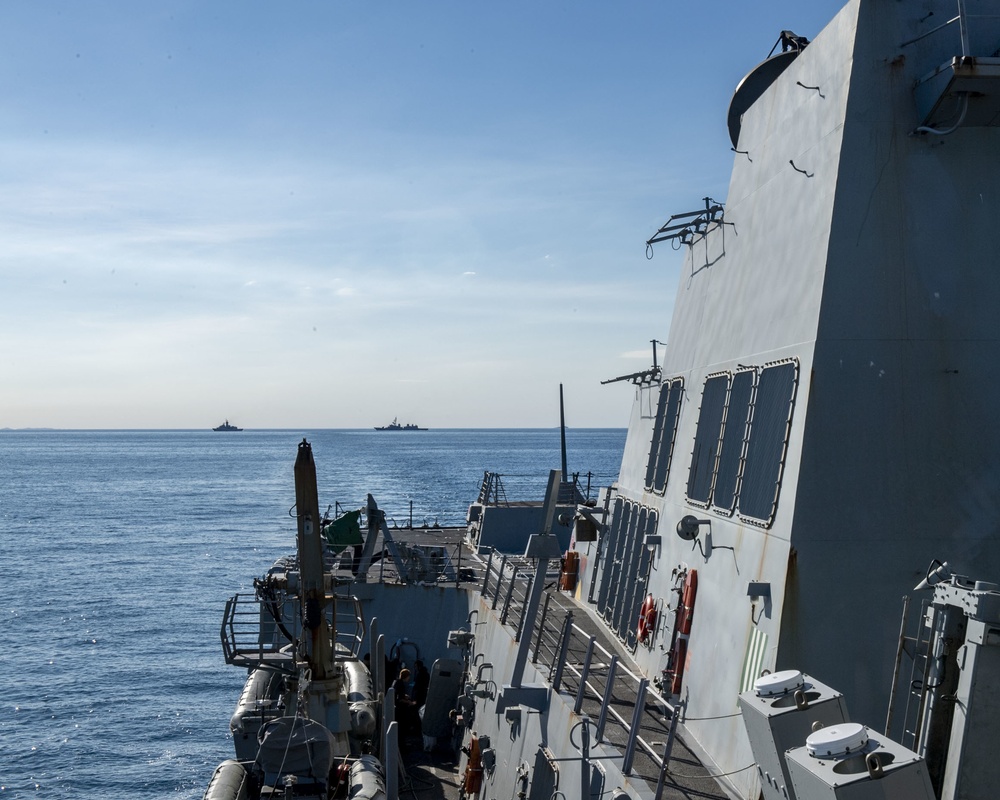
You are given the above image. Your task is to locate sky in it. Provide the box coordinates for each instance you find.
[0,1,846,429]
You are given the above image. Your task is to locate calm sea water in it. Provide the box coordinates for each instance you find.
[0,428,624,799]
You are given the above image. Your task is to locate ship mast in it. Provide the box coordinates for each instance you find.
[294,439,353,742]
[294,439,334,679]
[559,383,568,479]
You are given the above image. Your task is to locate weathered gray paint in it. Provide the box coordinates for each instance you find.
[604,1,1000,795]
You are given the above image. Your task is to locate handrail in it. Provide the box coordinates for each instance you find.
[220,590,367,668]
[479,554,683,785]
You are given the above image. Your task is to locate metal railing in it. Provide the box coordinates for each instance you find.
[479,553,684,796]
[381,511,471,529]
[475,470,609,507]
[221,591,366,670]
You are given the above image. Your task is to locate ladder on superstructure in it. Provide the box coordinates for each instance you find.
[886,595,935,751]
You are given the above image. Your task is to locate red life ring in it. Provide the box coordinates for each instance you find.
[669,570,698,695]
[637,594,657,644]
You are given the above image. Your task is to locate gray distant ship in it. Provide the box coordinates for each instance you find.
[374,417,426,431]
[212,420,242,432]
[202,3,1000,799]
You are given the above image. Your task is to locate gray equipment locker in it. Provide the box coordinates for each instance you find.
[739,669,849,800]
[786,723,935,800]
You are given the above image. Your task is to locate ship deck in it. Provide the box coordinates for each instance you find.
[365,525,734,800]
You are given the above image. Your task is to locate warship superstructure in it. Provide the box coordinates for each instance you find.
[617,0,1000,795]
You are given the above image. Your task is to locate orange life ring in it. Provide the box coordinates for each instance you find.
[669,570,698,695]
[637,594,657,644]
[463,734,483,795]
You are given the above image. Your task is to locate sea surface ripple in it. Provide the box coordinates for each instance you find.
[0,428,624,799]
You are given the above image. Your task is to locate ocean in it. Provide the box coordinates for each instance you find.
[0,428,625,798]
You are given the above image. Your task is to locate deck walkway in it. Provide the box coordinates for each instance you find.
[549,589,733,800]
[364,526,737,800]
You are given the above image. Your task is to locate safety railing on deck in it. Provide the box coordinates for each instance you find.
[479,550,683,798]
[474,470,605,507]
[220,591,366,670]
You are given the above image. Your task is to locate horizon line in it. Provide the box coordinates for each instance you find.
[1,426,628,432]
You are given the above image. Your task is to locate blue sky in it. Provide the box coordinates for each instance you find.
[1,1,844,429]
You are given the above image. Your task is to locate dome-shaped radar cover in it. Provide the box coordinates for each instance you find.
[727,50,800,149]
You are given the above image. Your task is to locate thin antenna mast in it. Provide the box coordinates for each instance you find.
[559,384,568,478]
